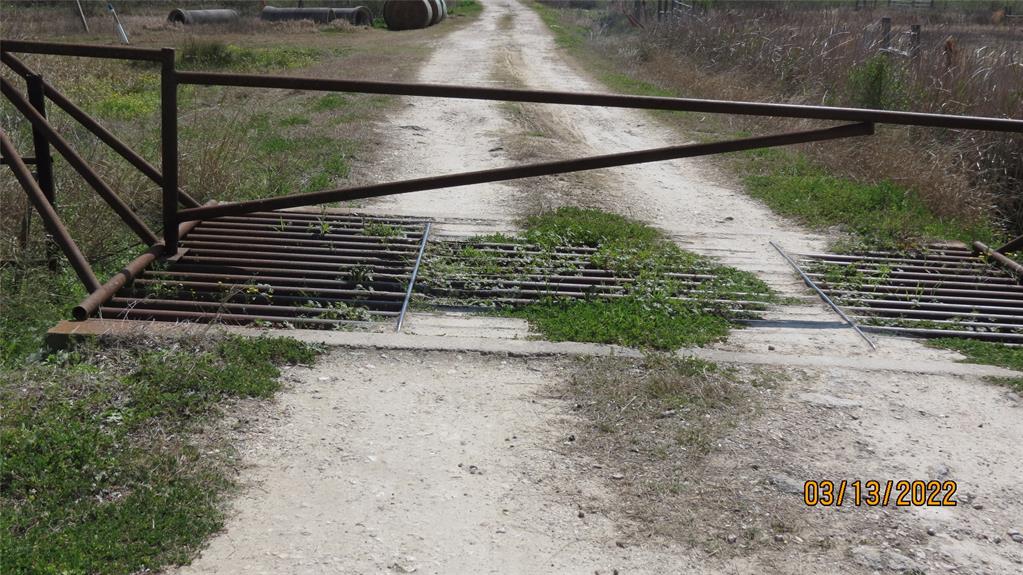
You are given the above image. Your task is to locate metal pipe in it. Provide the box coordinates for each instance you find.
[996,235,1023,255]
[770,241,876,349]
[175,71,1023,133]
[0,130,101,292]
[0,156,36,164]
[72,218,201,320]
[859,325,1023,342]
[161,48,180,254]
[397,222,431,332]
[0,40,163,61]
[973,241,1023,278]
[180,123,874,222]
[1,52,200,208]
[27,74,58,271]
[98,306,372,325]
[1,77,159,245]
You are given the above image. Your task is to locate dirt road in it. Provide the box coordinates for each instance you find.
[178,2,1023,573]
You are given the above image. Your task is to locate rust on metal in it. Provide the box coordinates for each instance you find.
[177,123,875,222]
[0,129,101,292]
[795,245,1023,343]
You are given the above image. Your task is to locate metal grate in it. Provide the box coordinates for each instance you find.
[796,244,1023,342]
[100,211,429,329]
[416,240,775,317]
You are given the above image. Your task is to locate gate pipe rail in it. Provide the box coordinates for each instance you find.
[1,77,159,245]
[974,241,1023,278]
[179,122,875,222]
[175,71,1023,133]
[1,51,200,208]
[0,130,101,292]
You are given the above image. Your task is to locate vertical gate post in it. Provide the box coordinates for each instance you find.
[881,17,892,52]
[161,47,179,254]
[27,73,58,271]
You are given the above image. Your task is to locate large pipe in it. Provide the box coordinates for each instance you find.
[177,122,875,222]
[334,7,374,26]
[167,8,240,25]
[0,52,200,208]
[260,6,338,24]
[1,77,159,245]
[0,129,101,292]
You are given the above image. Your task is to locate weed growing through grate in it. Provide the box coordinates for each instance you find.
[419,208,775,349]
[0,335,320,574]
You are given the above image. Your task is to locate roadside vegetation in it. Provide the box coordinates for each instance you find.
[0,8,480,573]
[420,207,774,349]
[927,338,1023,391]
[531,1,1021,250]
[0,334,320,574]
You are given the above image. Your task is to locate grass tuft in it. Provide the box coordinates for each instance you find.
[0,335,319,574]
[927,338,1023,391]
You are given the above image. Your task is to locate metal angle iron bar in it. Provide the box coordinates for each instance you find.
[0,77,159,245]
[0,129,101,292]
[0,155,37,164]
[0,52,200,208]
[174,71,1023,133]
[770,241,877,349]
[178,123,875,222]
[397,222,432,332]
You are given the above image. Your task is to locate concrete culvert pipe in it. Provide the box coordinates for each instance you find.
[333,6,373,26]
[383,0,433,30]
[426,0,446,25]
[167,8,240,25]
[260,6,338,24]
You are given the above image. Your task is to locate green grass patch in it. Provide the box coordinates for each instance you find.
[178,39,319,72]
[279,114,311,127]
[927,338,1023,392]
[742,149,999,249]
[0,335,319,574]
[531,1,586,49]
[510,297,731,349]
[313,93,349,112]
[421,207,773,349]
[448,0,483,18]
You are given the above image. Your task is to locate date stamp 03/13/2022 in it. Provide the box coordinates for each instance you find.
[803,480,958,508]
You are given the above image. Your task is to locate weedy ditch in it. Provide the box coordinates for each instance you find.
[416,208,776,349]
[0,334,321,575]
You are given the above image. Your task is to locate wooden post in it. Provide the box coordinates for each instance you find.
[881,16,892,52]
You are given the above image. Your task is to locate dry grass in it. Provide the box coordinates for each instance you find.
[549,3,1023,237]
[557,354,782,543]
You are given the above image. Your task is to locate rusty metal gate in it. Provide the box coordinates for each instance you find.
[1,40,1020,341]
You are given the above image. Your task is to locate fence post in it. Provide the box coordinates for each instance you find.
[881,16,892,51]
[27,74,58,271]
[161,47,179,254]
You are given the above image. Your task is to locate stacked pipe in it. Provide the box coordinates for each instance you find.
[383,0,447,31]
[260,6,373,26]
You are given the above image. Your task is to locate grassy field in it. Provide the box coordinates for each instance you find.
[530,1,1021,250]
